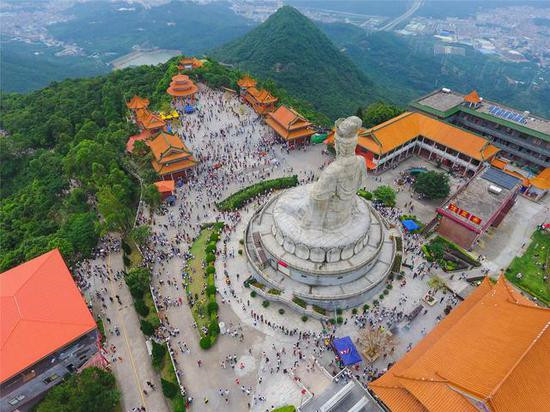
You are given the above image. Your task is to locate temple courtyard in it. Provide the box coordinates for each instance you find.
[83,83,548,412]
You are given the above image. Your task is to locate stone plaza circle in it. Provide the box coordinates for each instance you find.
[244,116,396,311]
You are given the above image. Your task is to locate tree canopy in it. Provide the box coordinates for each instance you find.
[374,185,397,207]
[359,102,404,128]
[36,367,119,412]
[414,171,451,199]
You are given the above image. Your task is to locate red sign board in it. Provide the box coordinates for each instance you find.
[447,203,481,225]
[470,215,482,225]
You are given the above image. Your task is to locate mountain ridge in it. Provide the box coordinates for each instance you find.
[211,6,385,119]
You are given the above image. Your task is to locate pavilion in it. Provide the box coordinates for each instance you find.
[126,95,150,111]
[243,87,278,115]
[148,131,197,180]
[135,108,165,134]
[166,74,199,105]
[178,57,203,71]
[237,75,257,95]
[369,275,550,412]
[324,112,499,176]
[154,180,176,199]
[265,105,315,146]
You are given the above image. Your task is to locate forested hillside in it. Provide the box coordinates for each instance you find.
[0,64,173,271]
[319,25,550,117]
[211,6,384,119]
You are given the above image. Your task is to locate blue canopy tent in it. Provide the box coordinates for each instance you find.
[184,105,195,114]
[331,336,362,366]
[401,219,420,232]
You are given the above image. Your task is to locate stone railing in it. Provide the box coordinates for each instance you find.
[249,284,329,321]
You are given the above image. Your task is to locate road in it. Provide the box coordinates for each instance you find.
[87,251,169,412]
[379,0,424,31]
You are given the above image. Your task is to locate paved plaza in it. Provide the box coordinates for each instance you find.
[78,84,549,412]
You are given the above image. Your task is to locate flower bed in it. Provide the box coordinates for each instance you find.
[312,305,326,315]
[424,236,480,271]
[292,296,307,309]
[217,175,298,211]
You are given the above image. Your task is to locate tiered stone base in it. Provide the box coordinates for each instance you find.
[244,191,395,310]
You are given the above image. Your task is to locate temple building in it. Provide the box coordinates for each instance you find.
[178,57,203,71]
[148,131,197,179]
[0,250,99,412]
[126,95,150,111]
[237,76,257,95]
[325,112,499,176]
[166,74,199,104]
[435,167,522,249]
[369,275,550,412]
[411,88,549,199]
[265,105,315,146]
[135,108,165,134]
[243,87,278,115]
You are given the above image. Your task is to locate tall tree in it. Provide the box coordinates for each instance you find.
[414,171,450,199]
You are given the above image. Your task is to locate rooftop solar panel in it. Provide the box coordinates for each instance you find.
[482,167,521,190]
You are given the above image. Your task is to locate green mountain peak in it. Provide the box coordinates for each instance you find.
[211,6,382,120]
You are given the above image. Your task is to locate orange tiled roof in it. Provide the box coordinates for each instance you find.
[336,112,498,161]
[370,276,550,412]
[126,129,152,152]
[179,57,203,69]
[167,74,198,98]
[135,108,165,130]
[464,90,481,104]
[238,76,257,89]
[265,106,315,141]
[491,157,508,170]
[147,132,189,160]
[530,167,550,190]
[126,95,150,110]
[246,87,278,104]
[154,180,175,193]
[152,158,197,175]
[1,249,97,382]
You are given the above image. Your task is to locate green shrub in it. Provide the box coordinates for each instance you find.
[217,176,299,211]
[239,239,244,245]
[151,341,166,370]
[209,233,219,242]
[386,284,393,290]
[379,294,385,300]
[262,300,270,308]
[383,289,389,295]
[209,320,220,336]
[373,299,379,306]
[199,336,212,350]
[301,315,308,322]
[336,308,343,315]
[238,249,243,255]
[125,267,151,299]
[122,240,132,255]
[205,265,216,275]
[161,378,178,399]
[134,298,150,317]
[250,290,257,298]
[373,185,396,207]
[205,253,215,263]
[205,244,216,253]
[357,189,373,200]
[278,308,285,315]
[330,318,336,324]
[312,305,326,315]
[207,301,219,314]
[140,319,155,336]
[292,296,307,308]
[362,304,370,313]
[352,308,358,315]
[336,316,343,324]
[122,254,131,267]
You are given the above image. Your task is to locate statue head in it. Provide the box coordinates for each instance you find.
[334,116,362,158]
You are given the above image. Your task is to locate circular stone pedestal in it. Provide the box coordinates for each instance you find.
[244,189,396,310]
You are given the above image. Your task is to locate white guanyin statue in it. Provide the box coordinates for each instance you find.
[302,116,367,231]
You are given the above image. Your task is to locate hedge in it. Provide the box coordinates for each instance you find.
[391,254,402,273]
[152,341,166,370]
[140,319,155,336]
[161,378,178,399]
[292,296,307,308]
[134,298,150,317]
[357,189,373,200]
[206,285,217,296]
[207,301,219,314]
[199,336,212,350]
[217,175,299,211]
[209,320,220,336]
[312,305,326,315]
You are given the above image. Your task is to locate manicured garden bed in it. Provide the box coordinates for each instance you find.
[184,222,224,349]
[216,175,298,211]
[505,229,549,305]
[423,236,480,271]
